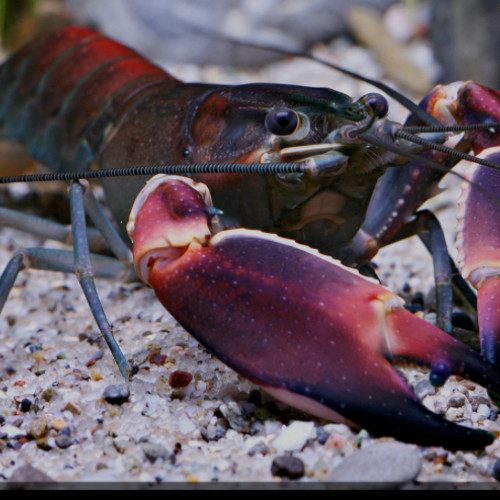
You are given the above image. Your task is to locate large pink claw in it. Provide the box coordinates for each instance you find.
[127,175,500,449]
[430,81,500,364]
[457,149,500,364]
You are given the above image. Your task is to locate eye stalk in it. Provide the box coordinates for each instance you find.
[265,108,300,136]
[362,93,389,119]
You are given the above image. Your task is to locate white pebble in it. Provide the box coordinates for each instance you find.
[177,416,196,434]
[272,420,315,452]
[1,424,27,438]
[477,404,491,418]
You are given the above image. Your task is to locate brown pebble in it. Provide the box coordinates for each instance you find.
[64,401,81,415]
[470,395,491,411]
[36,437,52,451]
[168,370,193,389]
[42,388,58,402]
[33,351,45,362]
[28,418,49,440]
[90,368,103,381]
[447,394,467,408]
[51,418,68,432]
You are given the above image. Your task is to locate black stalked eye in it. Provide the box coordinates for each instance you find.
[363,93,389,119]
[265,108,300,136]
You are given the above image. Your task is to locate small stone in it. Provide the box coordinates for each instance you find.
[470,395,491,411]
[51,418,68,432]
[86,349,105,367]
[103,384,130,405]
[55,434,73,449]
[463,453,478,468]
[58,426,71,437]
[149,350,167,366]
[316,426,330,445]
[36,437,52,451]
[414,378,436,399]
[271,455,305,480]
[493,458,500,482]
[7,439,22,450]
[272,421,315,452]
[248,440,269,457]
[201,418,228,442]
[90,368,103,381]
[1,424,26,439]
[20,398,32,412]
[64,401,81,415]
[447,393,467,408]
[114,436,129,454]
[324,433,348,451]
[219,402,252,434]
[168,370,193,389]
[327,441,422,483]
[143,441,170,462]
[28,418,48,440]
[476,404,491,418]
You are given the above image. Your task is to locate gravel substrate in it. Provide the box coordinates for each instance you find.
[1,17,500,488]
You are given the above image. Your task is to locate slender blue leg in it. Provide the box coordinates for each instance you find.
[80,180,132,264]
[0,248,131,311]
[380,209,470,334]
[0,206,107,252]
[70,181,130,379]
[0,254,24,313]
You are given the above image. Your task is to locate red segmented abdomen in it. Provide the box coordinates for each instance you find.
[0,26,179,172]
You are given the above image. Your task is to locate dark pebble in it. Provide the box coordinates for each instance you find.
[7,440,22,450]
[55,434,73,449]
[316,427,330,445]
[102,384,130,405]
[28,343,43,354]
[20,399,31,412]
[271,455,305,480]
[58,426,71,437]
[493,458,500,482]
[0,415,5,426]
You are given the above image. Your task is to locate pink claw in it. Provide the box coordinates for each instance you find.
[457,147,500,364]
[127,175,500,449]
[431,82,500,365]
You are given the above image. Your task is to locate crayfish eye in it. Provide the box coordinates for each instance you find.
[265,108,300,136]
[362,93,389,119]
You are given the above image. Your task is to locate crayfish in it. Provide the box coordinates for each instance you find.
[0,26,500,452]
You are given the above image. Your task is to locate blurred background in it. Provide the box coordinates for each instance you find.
[0,0,499,93]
